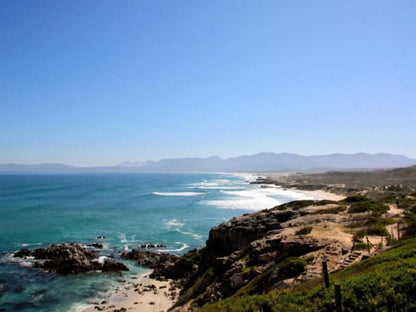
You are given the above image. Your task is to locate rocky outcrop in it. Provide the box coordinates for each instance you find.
[14,243,128,274]
[205,210,297,258]
[116,207,330,309]
[115,199,360,309]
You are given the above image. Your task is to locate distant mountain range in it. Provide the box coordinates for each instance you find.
[1,153,415,173]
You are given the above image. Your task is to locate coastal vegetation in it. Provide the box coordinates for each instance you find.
[199,236,416,312]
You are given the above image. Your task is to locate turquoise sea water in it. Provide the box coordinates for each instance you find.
[0,173,310,311]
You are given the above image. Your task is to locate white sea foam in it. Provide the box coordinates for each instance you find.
[187,178,238,189]
[229,173,260,183]
[119,233,127,243]
[164,219,185,227]
[96,256,108,264]
[190,185,244,190]
[175,229,203,240]
[19,242,42,247]
[119,233,137,243]
[2,252,35,267]
[69,303,93,312]
[153,191,205,196]
[204,198,281,210]
[159,242,189,253]
[204,185,313,211]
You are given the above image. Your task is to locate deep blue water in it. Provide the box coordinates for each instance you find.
[0,173,310,311]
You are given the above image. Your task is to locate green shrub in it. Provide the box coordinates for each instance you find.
[348,202,372,213]
[405,215,416,237]
[278,257,307,278]
[343,195,369,203]
[305,255,314,264]
[353,241,368,250]
[278,200,316,210]
[348,202,389,215]
[355,225,389,237]
[295,226,313,235]
[367,225,389,236]
[313,206,346,215]
[314,200,338,205]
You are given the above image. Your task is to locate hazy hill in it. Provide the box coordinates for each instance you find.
[0,153,415,173]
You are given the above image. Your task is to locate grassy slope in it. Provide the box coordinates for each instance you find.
[199,236,416,312]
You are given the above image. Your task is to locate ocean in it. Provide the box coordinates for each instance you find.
[0,172,311,311]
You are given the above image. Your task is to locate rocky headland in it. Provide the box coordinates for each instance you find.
[120,196,402,310]
[118,167,416,311]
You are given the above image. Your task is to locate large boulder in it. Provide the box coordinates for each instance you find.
[121,249,178,268]
[13,248,32,258]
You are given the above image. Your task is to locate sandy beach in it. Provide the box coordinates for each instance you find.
[81,273,178,312]
[297,189,345,201]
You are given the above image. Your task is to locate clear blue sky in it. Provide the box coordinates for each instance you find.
[1,1,415,166]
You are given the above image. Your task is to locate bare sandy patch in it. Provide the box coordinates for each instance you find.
[81,273,178,312]
[298,189,345,201]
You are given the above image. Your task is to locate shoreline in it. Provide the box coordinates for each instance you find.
[80,272,178,312]
[77,177,344,312]
[255,172,346,202]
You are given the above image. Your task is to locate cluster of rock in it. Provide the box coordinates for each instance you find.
[121,207,332,309]
[11,196,363,309]
[139,243,166,249]
[14,243,128,274]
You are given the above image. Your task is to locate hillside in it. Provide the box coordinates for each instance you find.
[263,165,416,189]
[0,153,415,172]
[200,236,416,311]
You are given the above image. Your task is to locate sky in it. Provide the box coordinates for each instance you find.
[1,1,415,166]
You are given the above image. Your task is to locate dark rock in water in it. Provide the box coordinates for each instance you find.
[13,248,32,258]
[96,236,106,240]
[121,249,184,280]
[32,243,96,269]
[31,243,98,274]
[15,243,128,274]
[121,249,178,268]
[140,243,166,249]
[88,243,104,249]
[102,259,129,272]
[12,286,25,293]
[31,288,48,297]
